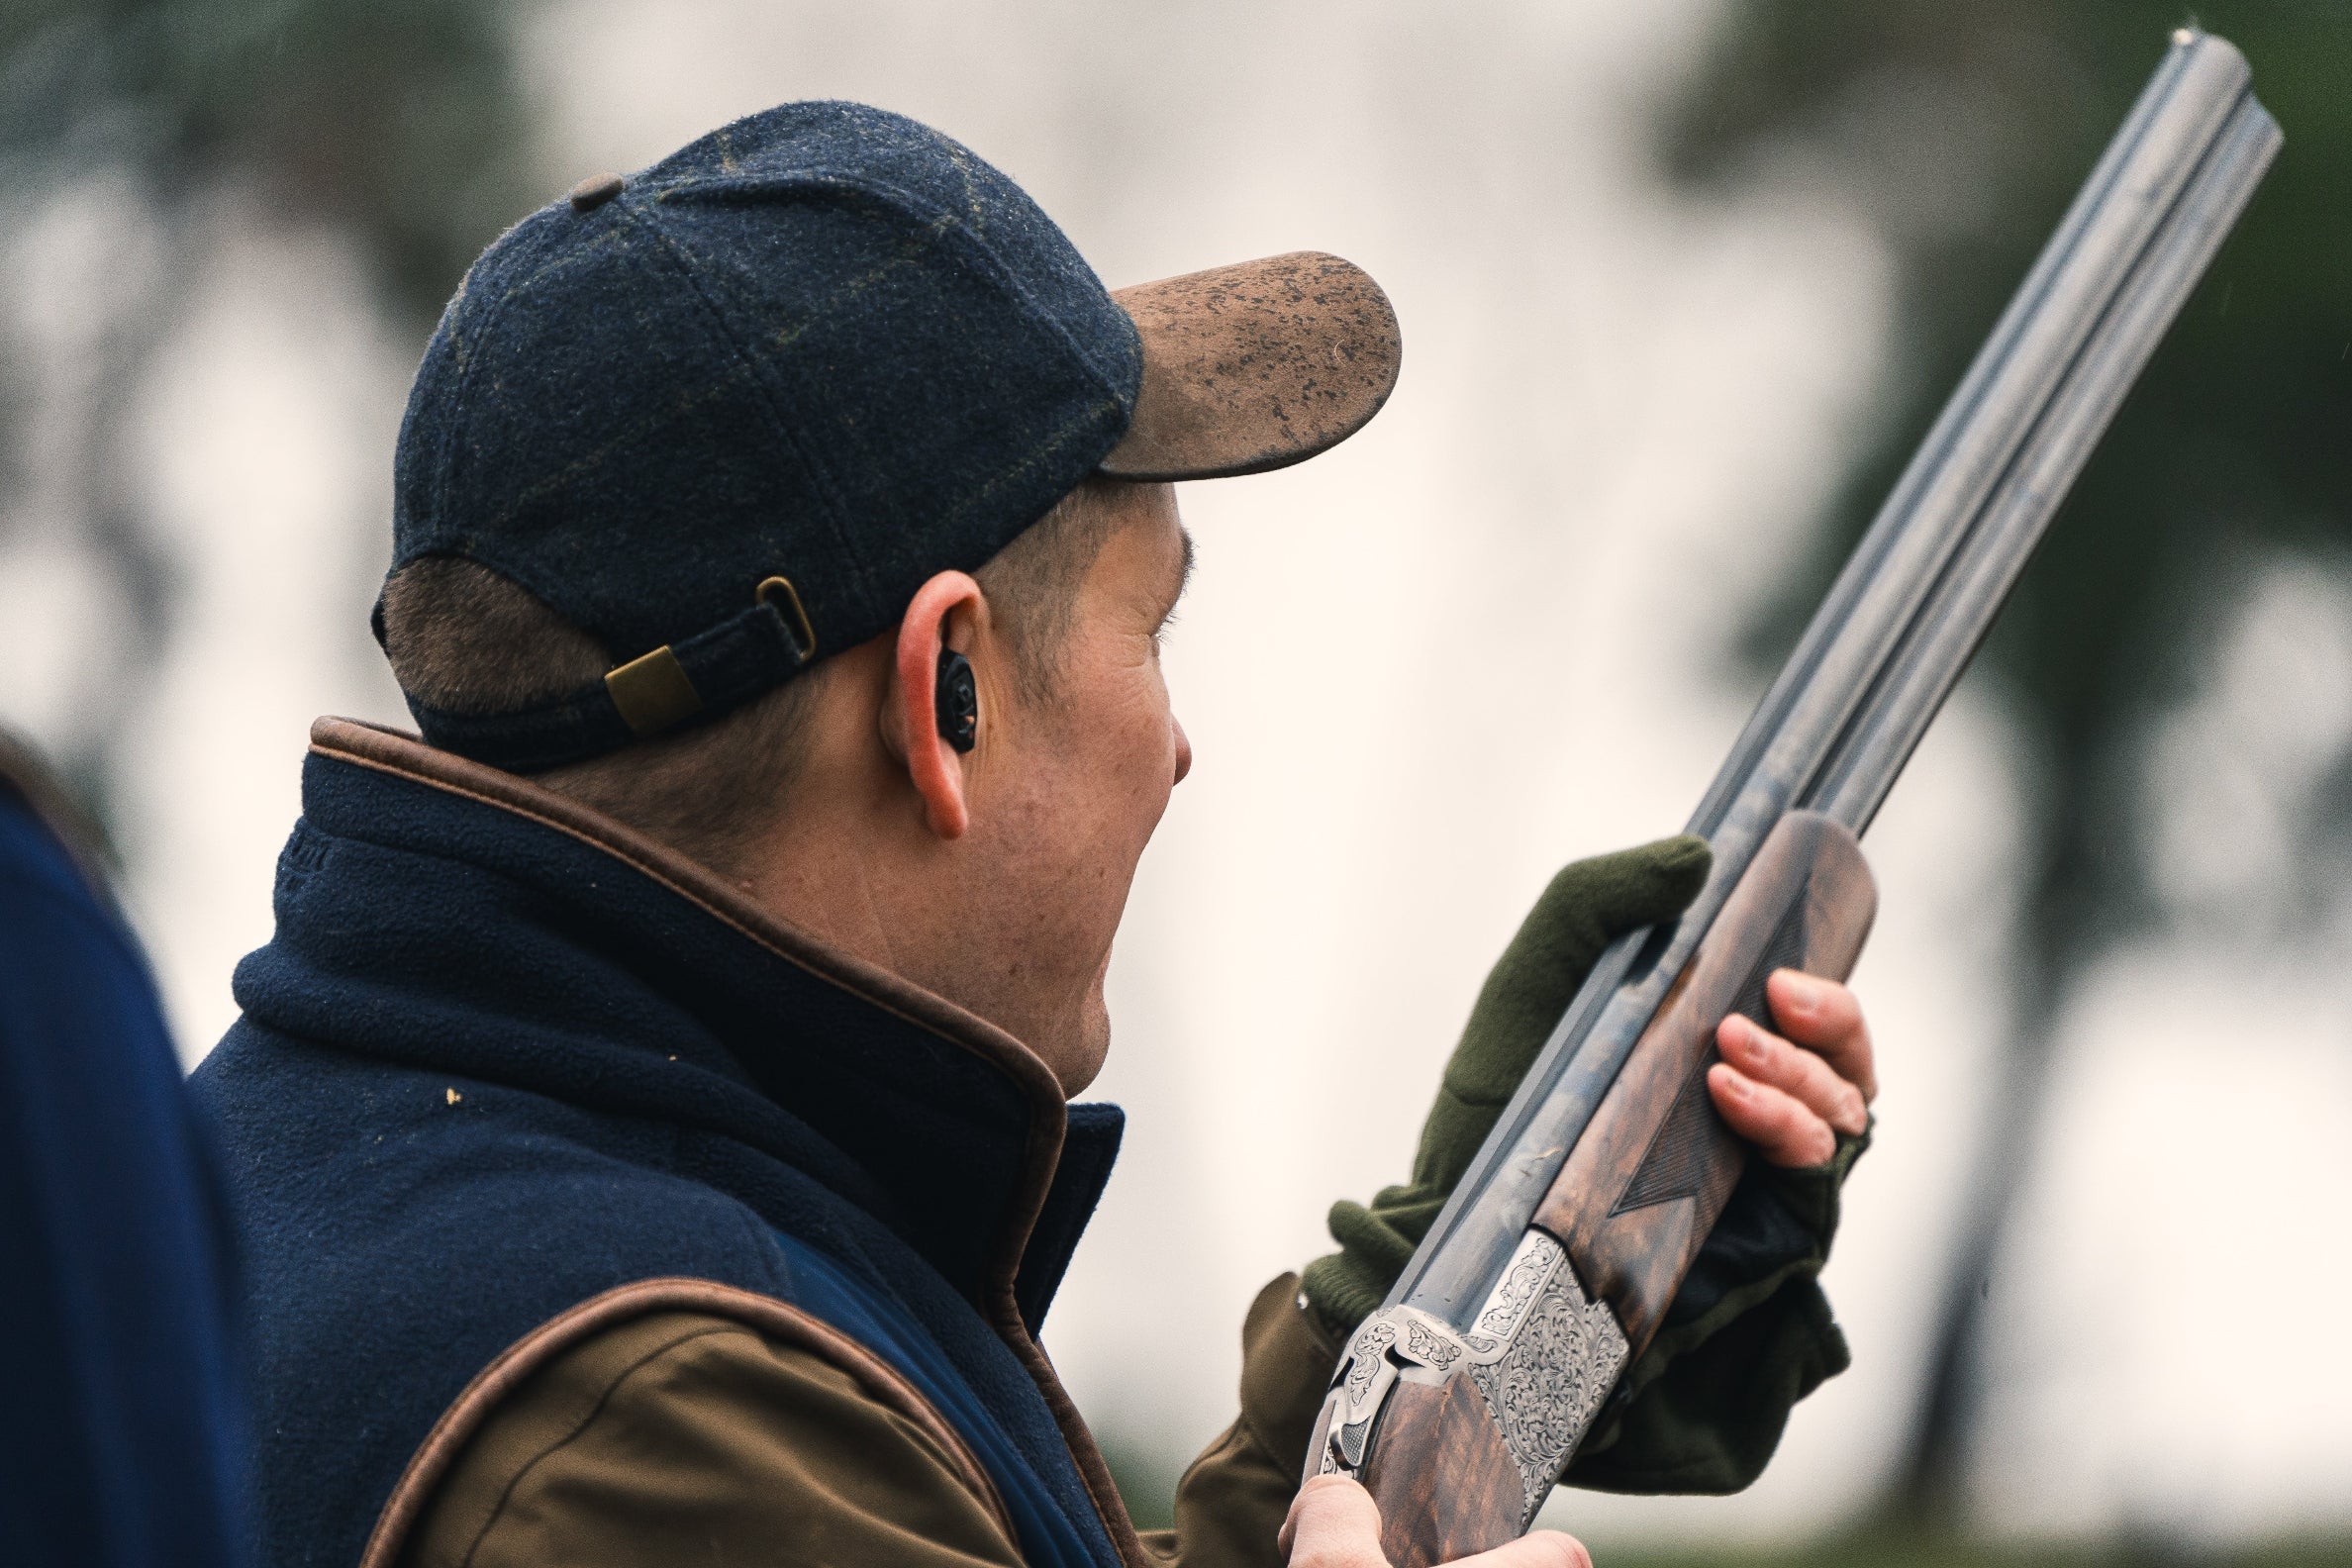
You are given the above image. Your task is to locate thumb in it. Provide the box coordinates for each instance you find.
[1278,1477,1593,1568]
[1531,835,1713,952]
[1281,1475,1388,1567]
[1455,1530,1594,1568]
[1444,835,1713,1106]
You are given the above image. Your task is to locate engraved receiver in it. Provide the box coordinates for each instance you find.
[1306,29,2281,1565]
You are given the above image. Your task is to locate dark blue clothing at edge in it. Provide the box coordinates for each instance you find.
[0,784,250,1568]
[190,724,1132,1568]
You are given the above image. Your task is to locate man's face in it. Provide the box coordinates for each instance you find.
[954,483,1192,1092]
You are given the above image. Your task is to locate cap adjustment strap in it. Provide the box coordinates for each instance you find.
[404,574,820,772]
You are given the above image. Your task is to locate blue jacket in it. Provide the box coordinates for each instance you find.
[0,746,250,1568]
[190,719,1138,1568]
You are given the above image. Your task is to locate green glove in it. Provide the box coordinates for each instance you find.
[1564,1124,1867,1493]
[1300,835,1713,1331]
[1300,833,1867,1495]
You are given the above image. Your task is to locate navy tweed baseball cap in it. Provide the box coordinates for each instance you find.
[385,100,1402,771]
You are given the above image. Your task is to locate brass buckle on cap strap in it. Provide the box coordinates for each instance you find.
[604,646,703,737]
[602,575,816,742]
[756,575,817,661]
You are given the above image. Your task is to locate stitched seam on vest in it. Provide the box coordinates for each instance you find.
[452,1322,742,1568]
[358,1278,1017,1568]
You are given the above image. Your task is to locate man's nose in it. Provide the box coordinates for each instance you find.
[1171,715,1193,785]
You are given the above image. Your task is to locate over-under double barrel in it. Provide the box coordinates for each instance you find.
[1309,31,2280,1565]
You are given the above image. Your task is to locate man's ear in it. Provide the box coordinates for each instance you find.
[884,570,984,839]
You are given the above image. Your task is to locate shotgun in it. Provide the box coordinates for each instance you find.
[1306,31,2279,1563]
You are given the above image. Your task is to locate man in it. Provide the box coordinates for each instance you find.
[192,101,1874,1568]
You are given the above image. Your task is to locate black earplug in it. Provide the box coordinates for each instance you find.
[935,649,978,752]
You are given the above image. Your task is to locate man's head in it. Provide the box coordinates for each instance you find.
[378,100,1399,1089]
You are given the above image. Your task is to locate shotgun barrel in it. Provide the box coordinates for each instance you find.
[1308,30,2279,1562]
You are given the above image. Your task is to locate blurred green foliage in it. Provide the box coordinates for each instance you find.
[1103,1439,1182,1533]
[1,0,534,323]
[1667,2,2352,949]
[0,0,537,794]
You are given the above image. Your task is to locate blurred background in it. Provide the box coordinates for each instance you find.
[2,0,2347,1561]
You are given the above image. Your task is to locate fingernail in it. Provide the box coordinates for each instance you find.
[1776,970,1823,1014]
[1730,1017,1766,1058]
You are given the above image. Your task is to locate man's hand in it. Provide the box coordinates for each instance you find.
[1708,970,1876,1170]
[1279,1477,1590,1568]
[1298,841,1878,1499]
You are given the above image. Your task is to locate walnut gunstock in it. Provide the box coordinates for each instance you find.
[1357,1368,1525,1566]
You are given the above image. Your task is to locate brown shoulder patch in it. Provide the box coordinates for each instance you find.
[359,1277,1016,1568]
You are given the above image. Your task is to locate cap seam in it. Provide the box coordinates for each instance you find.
[422,205,791,645]
[421,208,634,569]
[648,165,1138,568]
[632,188,927,632]
[653,163,1139,442]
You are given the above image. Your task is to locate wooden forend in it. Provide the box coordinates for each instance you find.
[1534,810,1875,1357]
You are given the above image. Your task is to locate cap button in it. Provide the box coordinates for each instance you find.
[568,172,625,213]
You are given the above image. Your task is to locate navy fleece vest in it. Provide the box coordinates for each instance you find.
[190,726,1131,1568]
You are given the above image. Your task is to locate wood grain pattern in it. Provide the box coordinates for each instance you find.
[1532,810,1875,1357]
[1360,1373,1526,1566]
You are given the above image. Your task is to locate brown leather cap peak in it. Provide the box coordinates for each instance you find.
[1100,251,1402,482]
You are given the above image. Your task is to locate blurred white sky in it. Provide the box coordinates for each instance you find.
[2,0,2348,1551]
